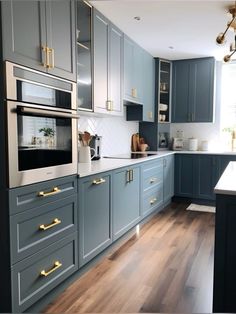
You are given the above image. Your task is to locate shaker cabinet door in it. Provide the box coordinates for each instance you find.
[46,0,76,81]
[93,10,109,113]
[1,1,47,71]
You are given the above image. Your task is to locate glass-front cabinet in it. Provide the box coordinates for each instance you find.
[77,1,93,111]
[158,60,171,123]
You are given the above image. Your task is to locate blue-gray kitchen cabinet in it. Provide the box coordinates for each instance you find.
[172,57,215,123]
[175,154,195,197]
[142,52,155,122]
[141,159,163,218]
[123,35,143,104]
[195,154,218,200]
[112,166,141,240]
[1,0,76,81]
[93,9,123,115]
[163,155,174,203]
[78,172,112,267]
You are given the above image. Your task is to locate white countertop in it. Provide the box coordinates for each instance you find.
[175,150,236,155]
[77,151,174,177]
[215,162,236,195]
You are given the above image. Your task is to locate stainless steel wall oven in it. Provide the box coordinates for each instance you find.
[5,61,79,188]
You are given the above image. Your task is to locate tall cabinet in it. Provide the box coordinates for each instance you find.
[1,0,76,81]
[93,9,123,116]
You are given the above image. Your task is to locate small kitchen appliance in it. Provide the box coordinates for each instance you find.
[172,138,184,150]
[89,135,102,160]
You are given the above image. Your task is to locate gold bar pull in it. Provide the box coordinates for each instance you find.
[132,88,137,98]
[48,47,55,69]
[92,178,106,185]
[150,198,157,205]
[39,218,61,231]
[40,261,62,277]
[150,178,157,184]
[42,45,48,68]
[106,100,112,111]
[38,187,61,197]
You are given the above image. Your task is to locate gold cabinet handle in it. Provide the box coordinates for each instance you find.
[39,218,61,231]
[40,261,62,277]
[48,47,55,69]
[148,111,153,120]
[38,187,61,197]
[42,45,49,68]
[129,169,133,182]
[150,198,157,205]
[126,170,130,183]
[106,100,113,111]
[131,88,137,98]
[150,177,157,184]
[92,178,106,185]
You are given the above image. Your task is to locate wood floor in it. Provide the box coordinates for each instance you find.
[44,202,215,313]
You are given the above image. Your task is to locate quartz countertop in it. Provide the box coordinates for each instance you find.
[77,151,174,177]
[214,161,236,195]
[174,150,236,155]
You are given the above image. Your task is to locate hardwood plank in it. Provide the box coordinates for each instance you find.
[44,202,214,313]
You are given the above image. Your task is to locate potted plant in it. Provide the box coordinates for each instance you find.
[39,127,55,147]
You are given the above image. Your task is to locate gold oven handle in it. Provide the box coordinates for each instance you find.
[40,261,62,277]
[38,187,61,197]
[39,218,61,231]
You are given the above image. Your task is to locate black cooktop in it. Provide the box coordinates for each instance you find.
[103,152,158,159]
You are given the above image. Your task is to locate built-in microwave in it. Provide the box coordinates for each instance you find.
[5,61,79,188]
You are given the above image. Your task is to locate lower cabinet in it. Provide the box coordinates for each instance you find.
[9,175,78,312]
[175,154,236,200]
[112,166,140,240]
[12,233,78,313]
[78,172,112,267]
[163,155,174,203]
[141,159,163,218]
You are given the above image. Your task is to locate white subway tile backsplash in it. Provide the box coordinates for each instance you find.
[78,112,138,155]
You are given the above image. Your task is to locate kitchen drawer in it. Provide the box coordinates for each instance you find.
[142,161,163,192]
[9,175,77,215]
[11,233,78,313]
[142,186,163,217]
[10,195,77,264]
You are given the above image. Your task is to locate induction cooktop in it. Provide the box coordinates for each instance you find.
[103,152,158,159]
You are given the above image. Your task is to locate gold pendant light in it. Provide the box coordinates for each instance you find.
[216,1,236,62]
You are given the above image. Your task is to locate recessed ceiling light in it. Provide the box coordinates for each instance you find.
[134,16,141,21]
[168,46,174,49]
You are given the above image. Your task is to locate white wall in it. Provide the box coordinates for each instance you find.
[170,61,222,151]
[78,108,138,156]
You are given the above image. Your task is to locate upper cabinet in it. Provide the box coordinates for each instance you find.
[76,0,93,111]
[172,57,215,123]
[93,9,123,116]
[1,0,76,81]
[124,35,155,122]
[123,35,143,104]
[157,59,171,123]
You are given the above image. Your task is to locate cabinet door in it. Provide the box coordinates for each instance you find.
[191,58,215,122]
[108,23,123,116]
[93,10,109,113]
[195,155,218,200]
[163,155,174,202]
[123,35,134,101]
[142,52,155,122]
[175,154,195,197]
[1,1,47,71]
[46,0,76,81]
[172,61,190,122]
[133,45,143,103]
[78,173,112,266]
[113,167,140,240]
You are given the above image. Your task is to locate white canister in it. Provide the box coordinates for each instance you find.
[201,140,209,151]
[188,138,198,151]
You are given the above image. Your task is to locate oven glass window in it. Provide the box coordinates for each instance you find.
[17,81,71,109]
[17,113,72,171]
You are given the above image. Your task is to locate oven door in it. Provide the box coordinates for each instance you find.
[7,101,79,188]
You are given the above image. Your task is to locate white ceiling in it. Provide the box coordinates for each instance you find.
[90,0,236,60]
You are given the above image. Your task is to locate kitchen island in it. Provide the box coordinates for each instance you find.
[213,161,236,312]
